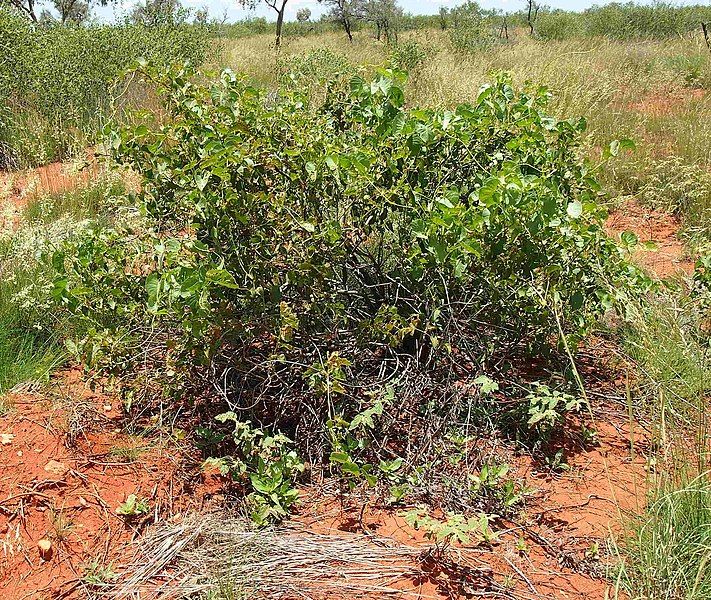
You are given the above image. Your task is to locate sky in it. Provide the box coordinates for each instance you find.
[93,0,710,24]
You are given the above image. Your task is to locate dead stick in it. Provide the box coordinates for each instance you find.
[0,491,52,506]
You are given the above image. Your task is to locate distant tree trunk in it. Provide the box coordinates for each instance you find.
[376,20,381,41]
[499,16,509,40]
[526,0,538,36]
[12,0,39,21]
[343,16,353,42]
[275,2,285,47]
[703,22,711,52]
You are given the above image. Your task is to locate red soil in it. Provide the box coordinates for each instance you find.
[1,160,92,211]
[0,370,217,600]
[620,87,706,118]
[605,198,694,278]
[296,400,647,600]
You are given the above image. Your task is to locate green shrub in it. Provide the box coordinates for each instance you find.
[0,10,209,168]
[47,65,651,517]
[582,2,711,40]
[536,11,584,41]
[448,1,502,53]
[278,48,354,95]
[388,39,435,73]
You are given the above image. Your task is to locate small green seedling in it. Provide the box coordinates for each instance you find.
[116,494,150,517]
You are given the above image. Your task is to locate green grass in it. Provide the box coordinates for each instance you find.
[23,173,127,224]
[614,471,711,600]
[0,171,134,399]
[616,288,710,598]
[0,255,64,396]
[623,295,709,427]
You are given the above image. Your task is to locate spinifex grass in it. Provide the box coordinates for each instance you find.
[614,471,711,600]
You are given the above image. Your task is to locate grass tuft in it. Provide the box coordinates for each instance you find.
[614,472,711,600]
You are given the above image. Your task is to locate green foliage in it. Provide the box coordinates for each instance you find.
[665,54,709,89]
[404,508,497,544]
[448,1,502,53]
[82,560,118,588]
[0,233,64,393]
[531,3,711,41]
[96,62,646,352]
[536,11,584,41]
[209,413,304,525]
[116,494,150,517]
[0,8,209,167]
[326,388,398,490]
[525,383,585,434]
[388,39,435,73]
[278,48,354,91]
[581,2,711,40]
[467,463,524,512]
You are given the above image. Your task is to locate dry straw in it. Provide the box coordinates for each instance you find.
[109,513,494,599]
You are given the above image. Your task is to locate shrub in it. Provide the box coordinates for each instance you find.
[582,2,711,40]
[448,2,502,53]
[277,48,354,92]
[0,11,209,167]
[48,65,651,517]
[536,11,584,41]
[388,39,435,73]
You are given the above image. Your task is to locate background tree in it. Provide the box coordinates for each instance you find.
[239,0,288,47]
[525,0,540,35]
[37,0,90,23]
[365,0,402,43]
[438,5,447,29]
[1,0,101,22]
[296,6,310,22]
[131,0,189,25]
[194,6,208,23]
[319,0,364,42]
[1,0,40,21]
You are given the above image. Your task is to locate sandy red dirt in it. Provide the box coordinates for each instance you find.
[0,371,220,600]
[1,371,646,599]
[606,197,694,278]
[623,87,706,118]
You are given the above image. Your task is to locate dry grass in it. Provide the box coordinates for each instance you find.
[108,513,501,600]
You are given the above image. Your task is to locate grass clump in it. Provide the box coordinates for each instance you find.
[623,290,709,426]
[0,241,63,394]
[615,472,711,600]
